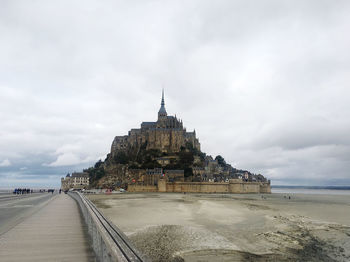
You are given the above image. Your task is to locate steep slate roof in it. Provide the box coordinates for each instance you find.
[71,172,89,178]
[141,122,156,126]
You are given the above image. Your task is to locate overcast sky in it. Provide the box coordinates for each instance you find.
[1,0,349,187]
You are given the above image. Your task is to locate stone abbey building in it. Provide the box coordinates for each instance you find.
[111,90,200,156]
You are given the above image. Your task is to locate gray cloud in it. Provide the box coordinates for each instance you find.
[1,0,350,187]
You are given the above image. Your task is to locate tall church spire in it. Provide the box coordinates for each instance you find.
[161,89,165,107]
[158,89,167,119]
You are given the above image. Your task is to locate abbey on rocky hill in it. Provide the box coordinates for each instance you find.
[86,91,270,193]
[111,90,200,156]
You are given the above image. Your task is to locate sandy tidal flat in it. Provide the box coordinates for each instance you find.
[88,193,350,262]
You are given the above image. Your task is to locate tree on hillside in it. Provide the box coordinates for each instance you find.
[85,164,105,187]
[179,150,194,166]
[184,167,193,177]
[215,155,226,166]
[94,160,103,168]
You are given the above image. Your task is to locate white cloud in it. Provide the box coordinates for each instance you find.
[44,151,100,167]
[0,159,11,167]
[44,153,82,167]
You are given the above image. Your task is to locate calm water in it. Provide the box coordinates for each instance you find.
[272,187,350,195]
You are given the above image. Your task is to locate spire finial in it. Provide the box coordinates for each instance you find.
[161,89,165,106]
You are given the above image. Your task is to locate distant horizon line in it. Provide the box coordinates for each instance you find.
[272,185,350,190]
[1,185,350,191]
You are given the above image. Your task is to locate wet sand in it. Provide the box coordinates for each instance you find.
[88,193,350,262]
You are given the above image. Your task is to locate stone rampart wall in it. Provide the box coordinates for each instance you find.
[259,183,271,193]
[128,180,271,194]
[128,184,158,192]
[166,182,229,193]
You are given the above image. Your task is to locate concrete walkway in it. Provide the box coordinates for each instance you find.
[0,194,95,261]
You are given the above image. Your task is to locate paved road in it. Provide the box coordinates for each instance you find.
[0,193,55,235]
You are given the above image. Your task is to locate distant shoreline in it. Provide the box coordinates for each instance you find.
[272,187,350,196]
[272,185,350,190]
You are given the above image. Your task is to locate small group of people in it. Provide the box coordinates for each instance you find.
[13,188,32,194]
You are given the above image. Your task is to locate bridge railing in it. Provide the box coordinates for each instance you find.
[69,191,148,262]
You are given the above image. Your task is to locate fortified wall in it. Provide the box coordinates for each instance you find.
[128,179,271,194]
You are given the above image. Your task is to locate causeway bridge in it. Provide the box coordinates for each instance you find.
[0,192,146,261]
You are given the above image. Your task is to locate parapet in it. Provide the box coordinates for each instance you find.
[68,192,148,261]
